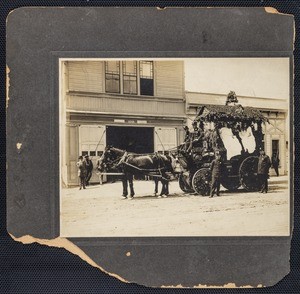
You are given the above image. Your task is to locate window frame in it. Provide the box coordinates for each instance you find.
[104,60,154,96]
[105,61,121,94]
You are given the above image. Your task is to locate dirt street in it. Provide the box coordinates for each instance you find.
[60,176,290,237]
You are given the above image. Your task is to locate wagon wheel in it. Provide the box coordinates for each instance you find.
[239,156,262,192]
[221,175,240,191]
[192,168,211,196]
[178,173,194,193]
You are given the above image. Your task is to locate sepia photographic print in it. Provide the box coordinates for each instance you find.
[6,7,295,289]
[59,57,291,237]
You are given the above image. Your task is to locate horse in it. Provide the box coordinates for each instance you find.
[98,146,176,199]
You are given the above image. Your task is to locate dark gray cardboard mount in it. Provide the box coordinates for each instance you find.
[6,7,294,288]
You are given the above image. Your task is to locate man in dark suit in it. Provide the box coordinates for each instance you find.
[271,153,280,177]
[209,152,223,198]
[85,155,94,186]
[257,150,271,193]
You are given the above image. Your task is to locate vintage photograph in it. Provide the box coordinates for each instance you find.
[59,58,290,237]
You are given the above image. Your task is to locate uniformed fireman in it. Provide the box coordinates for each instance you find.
[257,149,271,193]
[209,152,223,198]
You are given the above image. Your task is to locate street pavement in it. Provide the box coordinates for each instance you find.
[60,175,290,237]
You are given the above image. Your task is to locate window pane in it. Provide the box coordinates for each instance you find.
[105,73,120,93]
[97,151,103,156]
[90,151,96,156]
[106,61,120,73]
[140,61,153,78]
[123,75,137,94]
[123,61,137,75]
[272,140,279,156]
[140,78,154,96]
[82,151,88,156]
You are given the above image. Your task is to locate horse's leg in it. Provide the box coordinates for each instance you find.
[129,174,135,198]
[122,177,128,198]
[161,180,168,197]
[165,180,169,196]
[161,173,169,197]
[160,180,165,196]
[154,178,158,196]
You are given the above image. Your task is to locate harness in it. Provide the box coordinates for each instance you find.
[107,151,170,181]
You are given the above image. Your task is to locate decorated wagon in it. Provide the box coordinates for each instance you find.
[176,93,268,195]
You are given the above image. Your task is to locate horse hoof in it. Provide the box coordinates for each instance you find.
[157,195,162,198]
[129,197,134,200]
[162,195,168,198]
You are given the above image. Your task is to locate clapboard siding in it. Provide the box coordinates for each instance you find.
[67,94,185,117]
[68,61,104,93]
[155,61,184,99]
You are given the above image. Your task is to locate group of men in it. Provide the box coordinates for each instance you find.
[76,155,94,190]
[209,149,277,198]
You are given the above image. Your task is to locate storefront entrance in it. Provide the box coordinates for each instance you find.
[106,126,154,153]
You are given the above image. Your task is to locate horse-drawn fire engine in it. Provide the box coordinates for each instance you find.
[176,93,268,195]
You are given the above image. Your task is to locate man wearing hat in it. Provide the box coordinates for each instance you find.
[209,152,223,198]
[85,155,94,186]
[257,149,271,193]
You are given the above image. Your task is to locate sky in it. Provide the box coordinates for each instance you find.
[185,58,290,100]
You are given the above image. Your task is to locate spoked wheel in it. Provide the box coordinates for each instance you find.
[239,156,262,192]
[192,168,211,196]
[221,175,241,191]
[178,173,194,193]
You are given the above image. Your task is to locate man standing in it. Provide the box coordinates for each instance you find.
[76,156,87,190]
[257,150,271,193]
[209,153,223,198]
[85,155,93,186]
[271,153,280,177]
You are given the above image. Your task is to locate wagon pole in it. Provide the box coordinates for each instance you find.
[154,130,165,153]
[94,129,106,155]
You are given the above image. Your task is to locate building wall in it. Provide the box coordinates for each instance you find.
[155,61,184,99]
[62,60,186,186]
[262,112,287,176]
[66,60,184,99]
[68,61,104,93]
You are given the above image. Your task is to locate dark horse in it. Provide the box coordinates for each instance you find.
[98,146,176,198]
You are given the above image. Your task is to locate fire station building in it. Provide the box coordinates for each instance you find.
[60,60,187,186]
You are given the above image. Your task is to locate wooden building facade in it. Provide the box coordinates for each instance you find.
[60,60,186,186]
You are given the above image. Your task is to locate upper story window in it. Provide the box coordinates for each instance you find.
[105,61,154,96]
[123,61,137,95]
[105,61,120,93]
[140,61,154,96]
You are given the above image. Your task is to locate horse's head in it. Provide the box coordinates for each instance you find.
[97,145,115,172]
[98,146,125,172]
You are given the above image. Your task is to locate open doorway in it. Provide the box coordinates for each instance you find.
[106,126,154,153]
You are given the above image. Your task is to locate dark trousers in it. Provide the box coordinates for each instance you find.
[258,174,268,192]
[79,176,86,189]
[210,175,220,196]
[273,165,279,176]
[85,171,92,185]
